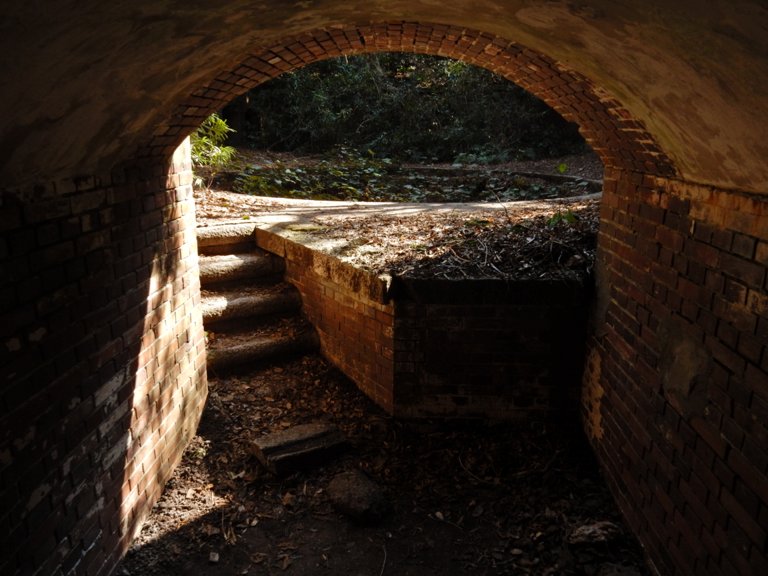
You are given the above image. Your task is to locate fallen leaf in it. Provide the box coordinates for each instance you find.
[278,554,293,570]
[281,492,296,508]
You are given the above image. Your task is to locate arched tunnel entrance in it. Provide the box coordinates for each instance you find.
[147,23,675,178]
[2,6,767,576]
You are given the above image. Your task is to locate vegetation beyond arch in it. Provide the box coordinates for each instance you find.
[226,52,586,163]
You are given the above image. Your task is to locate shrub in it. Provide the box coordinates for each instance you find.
[224,54,586,163]
[191,113,237,189]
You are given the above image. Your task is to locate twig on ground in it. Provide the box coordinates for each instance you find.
[379,544,387,576]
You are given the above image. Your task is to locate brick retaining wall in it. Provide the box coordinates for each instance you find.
[255,229,396,413]
[255,229,589,420]
[392,278,589,419]
[0,140,208,576]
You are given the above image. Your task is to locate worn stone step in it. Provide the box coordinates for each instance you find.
[251,422,348,476]
[199,252,284,286]
[206,317,319,373]
[201,283,302,326]
[197,223,258,255]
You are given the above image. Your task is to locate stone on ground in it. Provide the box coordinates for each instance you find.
[567,520,622,545]
[597,563,643,576]
[327,469,389,524]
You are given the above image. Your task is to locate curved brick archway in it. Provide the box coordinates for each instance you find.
[146,22,675,179]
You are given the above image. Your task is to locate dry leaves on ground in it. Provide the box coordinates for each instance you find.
[308,199,599,280]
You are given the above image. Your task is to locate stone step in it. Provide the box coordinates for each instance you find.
[251,422,348,476]
[201,283,302,327]
[206,317,319,373]
[196,223,258,255]
[199,252,284,286]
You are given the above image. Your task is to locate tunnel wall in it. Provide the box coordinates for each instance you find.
[0,142,208,575]
[583,169,768,575]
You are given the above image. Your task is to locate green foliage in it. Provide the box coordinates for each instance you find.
[547,209,578,227]
[225,54,586,163]
[234,148,587,203]
[234,147,396,201]
[191,113,238,189]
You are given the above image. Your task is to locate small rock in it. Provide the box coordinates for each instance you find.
[327,469,389,524]
[567,521,622,546]
[209,551,220,564]
[597,563,643,576]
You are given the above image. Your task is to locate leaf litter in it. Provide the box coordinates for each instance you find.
[118,354,648,576]
[307,199,599,280]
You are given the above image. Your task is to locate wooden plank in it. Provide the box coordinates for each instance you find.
[251,422,348,476]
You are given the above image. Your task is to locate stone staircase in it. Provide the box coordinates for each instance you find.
[196,223,318,373]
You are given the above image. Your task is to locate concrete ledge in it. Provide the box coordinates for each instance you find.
[257,228,392,303]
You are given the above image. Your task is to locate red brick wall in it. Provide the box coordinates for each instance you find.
[583,168,768,575]
[0,140,208,576]
[255,230,395,412]
[392,278,589,419]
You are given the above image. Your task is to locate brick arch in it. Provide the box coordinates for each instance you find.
[146,22,676,178]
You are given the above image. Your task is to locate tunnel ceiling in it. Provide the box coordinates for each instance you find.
[1,1,767,193]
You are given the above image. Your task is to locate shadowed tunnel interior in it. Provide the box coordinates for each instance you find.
[1,3,767,575]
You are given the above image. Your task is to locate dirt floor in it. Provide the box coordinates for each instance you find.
[117,152,650,575]
[117,355,648,576]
